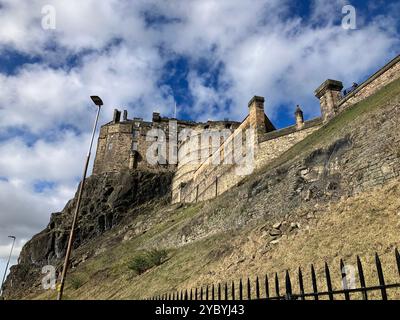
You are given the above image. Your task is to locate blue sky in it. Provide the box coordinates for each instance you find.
[0,0,399,278]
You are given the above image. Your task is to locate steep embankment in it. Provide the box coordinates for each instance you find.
[4,78,400,300]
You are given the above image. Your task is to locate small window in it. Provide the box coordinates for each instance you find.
[132,142,138,151]
[108,143,113,151]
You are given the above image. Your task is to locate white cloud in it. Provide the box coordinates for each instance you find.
[0,132,86,259]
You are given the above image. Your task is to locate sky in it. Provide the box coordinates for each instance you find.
[0,0,399,280]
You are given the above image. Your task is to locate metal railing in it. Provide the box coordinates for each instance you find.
[150,249,400,300]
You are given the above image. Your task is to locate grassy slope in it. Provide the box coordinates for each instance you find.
[31,78,400,300]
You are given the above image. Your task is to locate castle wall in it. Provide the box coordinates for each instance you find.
[173,116,322,203]
[172,124,239,203]
[337,55,400,113]
[93,115,241,176]
[255,119,322,171]
[173,115,250,203]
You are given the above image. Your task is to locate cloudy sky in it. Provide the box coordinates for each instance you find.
[0,0,399,278]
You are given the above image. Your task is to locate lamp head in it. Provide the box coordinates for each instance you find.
[8,236,15,240]
[90,96,103,107]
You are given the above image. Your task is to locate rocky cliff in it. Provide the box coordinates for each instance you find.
[3,170,173,299]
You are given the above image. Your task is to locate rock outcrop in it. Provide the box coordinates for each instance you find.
[3,170,173,299]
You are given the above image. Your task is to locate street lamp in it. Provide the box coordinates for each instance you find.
[57,96,103,300]
[0,235,16,297]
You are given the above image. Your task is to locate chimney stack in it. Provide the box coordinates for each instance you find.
[295,105,304,129]
[152,112,161,122]
[123,110,128,121]
[113,109,121,123]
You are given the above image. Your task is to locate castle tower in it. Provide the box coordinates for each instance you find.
[314,79,343,123]
[295,105,304,129]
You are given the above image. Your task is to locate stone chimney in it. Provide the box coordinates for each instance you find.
[123,110,128,121]
[248,96,266,135]
[295,105,304,129]
[152,112,161,122]
[315,79,343,123]
[113,109,121,123]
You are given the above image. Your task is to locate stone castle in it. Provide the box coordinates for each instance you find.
[93,54,400,204]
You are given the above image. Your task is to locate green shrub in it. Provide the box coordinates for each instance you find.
[128,249,168,275]
[147,249,168,266]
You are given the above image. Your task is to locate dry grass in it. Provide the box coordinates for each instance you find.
[30,180,400,300]
[178,180,400,300]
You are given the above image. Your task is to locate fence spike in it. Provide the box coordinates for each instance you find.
[324,262,334,300]
[218,283,221,300]
[265,274,270,299]
[340,259,350,300]
[190,289,193,301]
[247,278,251,300]
[298,267,305,300]
[225,282,228,300]
[275,273,280,299]
[206,285,209,301]
[212,284,215,300]
[311,264,319,300]
[285,270,292,300]
[356,256,368,300]
[200,286,203,301]
[375,253,388,300]
[195,287,198,301]
[185,289,188,300]
[395,248,400,277]
[232,281,235,300]
[256,276,260,299]
[239,279,243,300]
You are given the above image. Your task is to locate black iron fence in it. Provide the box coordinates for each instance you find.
[150,249,400,300]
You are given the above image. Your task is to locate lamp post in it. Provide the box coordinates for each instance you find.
[0,235,16,297]
[57,96,103,300]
